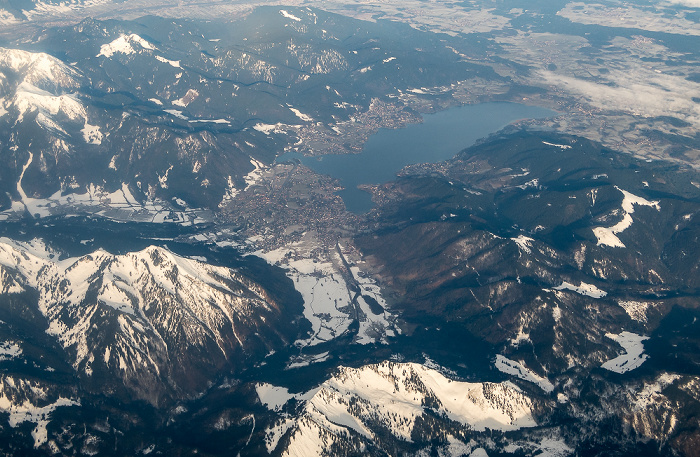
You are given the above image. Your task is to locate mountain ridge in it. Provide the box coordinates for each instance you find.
[0,237,306,405]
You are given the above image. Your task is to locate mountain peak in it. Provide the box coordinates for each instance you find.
[262,361,539,455]
[97,33,155,58]
[0,238,301,404]
[0,47,80,91]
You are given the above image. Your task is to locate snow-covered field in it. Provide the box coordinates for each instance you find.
[601,331,649,374]
[0,182,210,225]
[592,188,660,248]
[553,281,607,298]
[256,238,397,352]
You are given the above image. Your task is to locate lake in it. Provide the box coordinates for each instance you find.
[276,102,556,213]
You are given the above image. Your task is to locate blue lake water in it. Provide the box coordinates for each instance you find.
[276,102,556,214]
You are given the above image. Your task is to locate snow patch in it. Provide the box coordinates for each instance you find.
[257,239,397,348]
[633,373,680,411]
[264,418,295,453]
[287,106,312,122]
[511,235,534,254]
[287,351,330,369]
[552,305,562,322]
[534,438,573,457]
[516,178,539,190]
[253,123,291,135]
[1,182,208,226]
[617,300,656,323]
[280,9,302,21]
[495,355,554,392]
[509,327,531,347]
[189,118,229,124]
[256,383,296,411]
[244,158,267,191]
[163,109,188,120]
[284,271,352,347]
[81,122,103,145]
[0,10,21,25]
[542,141,572,150]
[0,342,22,361]
[219,176,239,209]
[155,55,180,68]
[172,89,198,107]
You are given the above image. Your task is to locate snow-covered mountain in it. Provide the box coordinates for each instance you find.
[257,361,700,456]
[0,5,699,455]
[0,237,303,404]
[0,37,263,212]
[0,8,482,214]
[259,361,574,456]
[0,47,89,134]
[0,47,80,91]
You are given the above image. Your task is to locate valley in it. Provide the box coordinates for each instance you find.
[2,129,698,455]
[0,1,698,456]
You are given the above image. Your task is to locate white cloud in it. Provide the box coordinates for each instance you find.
[538,68,700,126]
[558,2,700,36]
[665,0,700,7]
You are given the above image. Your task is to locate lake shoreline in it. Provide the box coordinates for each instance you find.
[277,102,557,214]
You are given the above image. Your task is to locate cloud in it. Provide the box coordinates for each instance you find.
[558,2,700,36]
[538,68,700,126]
[664,0,700,7]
